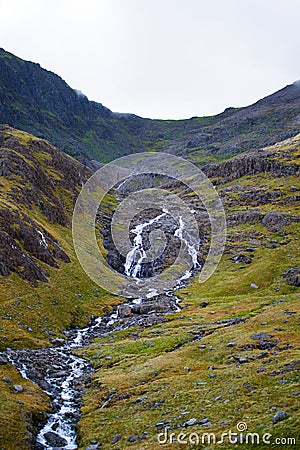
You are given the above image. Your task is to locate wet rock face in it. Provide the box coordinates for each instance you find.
[43,432,68,447]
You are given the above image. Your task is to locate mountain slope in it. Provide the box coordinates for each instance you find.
[1,48,300,166]
[0,126,119,351]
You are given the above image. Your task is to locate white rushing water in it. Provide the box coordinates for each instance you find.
[174,216,199,269]
[36,350,87,450]
[124,211,167,277]
[124,211,199,280]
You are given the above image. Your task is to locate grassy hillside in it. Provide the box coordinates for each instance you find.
[75,136,300,449]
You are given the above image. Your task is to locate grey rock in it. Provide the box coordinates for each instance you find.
[128,435,139,442]
[112,434,122,444]
[184,418,197,427]
[239,357,248,363]
[0,355,9,365]
[250,283,259,289]
[262,212,286,232]
[272,411,288,424]
[198,417,210,425]
[226,342,236,347]
[282,267,300,287]
[44,432,68,447]
[50,338,65,346]
[251,332,272,340]
[13,384,24,393]
[118,305,133,317]
[2,377,12,383]
[230,254,252,264]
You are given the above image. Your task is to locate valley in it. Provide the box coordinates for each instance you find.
[0,49,299,450]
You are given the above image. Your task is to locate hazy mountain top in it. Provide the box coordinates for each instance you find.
[0,48,300,165]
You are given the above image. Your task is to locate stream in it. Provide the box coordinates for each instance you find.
[2,209,201,449]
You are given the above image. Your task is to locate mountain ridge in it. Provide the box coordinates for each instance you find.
[1,48,300,165]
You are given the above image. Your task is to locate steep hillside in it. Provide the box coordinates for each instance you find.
[0,126,119,351]
[1,48,300,166]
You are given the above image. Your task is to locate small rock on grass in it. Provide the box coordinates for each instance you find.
[13,384,24,393]
[200,302,209,307]
[2,377,12,383]
[184,418,197,427]
[128,435,139,442]
[250,283,259,289]
[272,411,288,424]
[199,418,210,425]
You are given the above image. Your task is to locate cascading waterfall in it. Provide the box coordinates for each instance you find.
[124,211,167,277]
[124,211,199,280]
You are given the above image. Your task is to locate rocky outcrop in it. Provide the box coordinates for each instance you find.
[282,268,300,287]
[206,146,300,184]
[227,210,299,230]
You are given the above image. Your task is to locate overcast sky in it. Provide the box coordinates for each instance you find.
[1,0,299,119]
